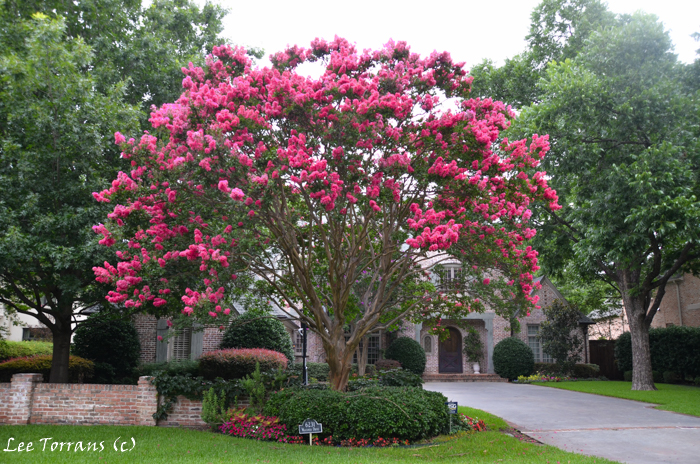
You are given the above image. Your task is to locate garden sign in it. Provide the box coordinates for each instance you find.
[298,418,323,445]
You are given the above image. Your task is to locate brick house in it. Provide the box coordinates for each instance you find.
[134,273,592,376]
[650,273,700,329]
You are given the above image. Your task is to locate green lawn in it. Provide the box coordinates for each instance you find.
[531,381,700,417]
[0,408,619,463]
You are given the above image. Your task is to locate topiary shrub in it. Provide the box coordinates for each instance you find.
[493,337,534,380]
[199,348,288,380]
[374,358,402,371]
[384,337,426,375]
[220,312,295,364]
[72,313,141,384]
[264,386,448,441]
[0,341,53,362]
[0,354,94,382]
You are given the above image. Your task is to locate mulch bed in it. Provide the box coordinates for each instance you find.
[500,427,543,445]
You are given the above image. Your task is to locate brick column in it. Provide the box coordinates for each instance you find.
[6,373,43,425]
[136,376,157,426]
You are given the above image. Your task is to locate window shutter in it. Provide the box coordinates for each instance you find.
[156,319,168,362]
[191,323,204,359]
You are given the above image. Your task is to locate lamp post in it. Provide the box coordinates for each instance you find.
[301,322,308,385]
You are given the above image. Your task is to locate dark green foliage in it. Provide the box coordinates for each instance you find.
[615,327,700,379]
[377,368,424,387]
[0,355,94,382]
[220,312,295,364]
[539,300,584,374]
[264,387,449,441]
[72,313,141,384]
[493,337,534,380]
[653,371,663,384]
[198,348,288,381]
[150,373,244,421]
[663,371,679,384]
[624,371,633,382]
[463,326,484,363]
[287,362,330,382]
[0,341,53,362]
[571,363,600,378]
[137,359,200,377]
[384,337,426,375]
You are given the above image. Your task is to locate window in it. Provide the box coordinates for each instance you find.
[294,330,304,355]
[423,335,432,353]
[345,333,381,364]
[169,327,192,361]
[527,325,553,363]
[438,265,463,292]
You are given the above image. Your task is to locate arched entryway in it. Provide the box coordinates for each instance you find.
[438,327,463,373]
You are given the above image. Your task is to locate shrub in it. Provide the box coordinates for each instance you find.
[384,337,426,375]
[137,359,200,377]
[653,371,663,383]
[0,341,53,362]
[538,300,583,374]
[663,371,679,384]
[694,376,700,386]
[220,312,294,364]
[378,368,424,387]
[493,337,534,380]
[264,386,449,442]
[201,387,228,429]
[374,359,401,371]
[534,362,562,376]
[623,370,633,382]
[287,362,330,382]
[615,327,700,379]
[72,313,141,384]
[0,355,94,382]
[199,348,287,380]
[572,363,600,379]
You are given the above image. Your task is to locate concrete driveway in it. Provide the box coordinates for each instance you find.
[425,382,700,464]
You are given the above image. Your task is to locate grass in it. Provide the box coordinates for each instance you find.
[0,408,619,463]
[531,380,700,417]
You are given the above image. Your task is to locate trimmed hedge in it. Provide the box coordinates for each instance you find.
[493,337,534,380]
[534,362,601,378]
[137,360,200,377]
[375,359,401,371]
[0,355,94,382]
[0,341,53,362]
[615,327,700,379]
[287,362,331,382]
[220,312,295,363]
[72,313,141,384]
[384,337,426,375]
[264,386,449,441]
[199,348,288,380]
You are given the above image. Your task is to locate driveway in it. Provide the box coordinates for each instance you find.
[425,382,700,464]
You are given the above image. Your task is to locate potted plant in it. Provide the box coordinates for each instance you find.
[463,327,484,374]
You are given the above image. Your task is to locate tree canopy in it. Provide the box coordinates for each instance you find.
[94,38,561,390]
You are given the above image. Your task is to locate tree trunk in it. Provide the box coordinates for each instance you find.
[356,335,368,377]
[324,332,354,391]
[49,325,72,383]
[624,294,656,391]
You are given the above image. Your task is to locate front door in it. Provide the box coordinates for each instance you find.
[438,327,463,373]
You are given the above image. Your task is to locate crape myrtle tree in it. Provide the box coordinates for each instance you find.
[93,38,561,391]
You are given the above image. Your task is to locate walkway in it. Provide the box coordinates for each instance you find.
[425,382,700,464]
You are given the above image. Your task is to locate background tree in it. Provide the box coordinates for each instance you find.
[0,0,230,382]
[94,38,560,391]
[538,299,583,374]
[515,13,700,390]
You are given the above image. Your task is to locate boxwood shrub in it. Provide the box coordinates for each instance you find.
[493,337,534,380]
[615,327,700,379]
[0,355,94,382]
[384,337,426,375]
[199,348,287,380]
[264,386,448,441]
[287,362,330,382]
[220,312,295,363]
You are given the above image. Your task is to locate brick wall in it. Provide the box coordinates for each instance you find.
[134,313,158,364]
[651,273,700,328]
[0,375,211,428]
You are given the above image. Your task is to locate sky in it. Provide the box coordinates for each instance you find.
[214,0,699,69]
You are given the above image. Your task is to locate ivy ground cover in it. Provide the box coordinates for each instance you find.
[0,409,619,463]
[531,381,700,417]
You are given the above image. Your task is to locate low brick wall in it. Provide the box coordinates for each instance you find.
[0,374,207,428]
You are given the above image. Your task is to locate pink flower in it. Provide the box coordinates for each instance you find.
[115,132,126,144]
[157,335,163,341]
[483,278,490,285]
[230,188,245,201]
